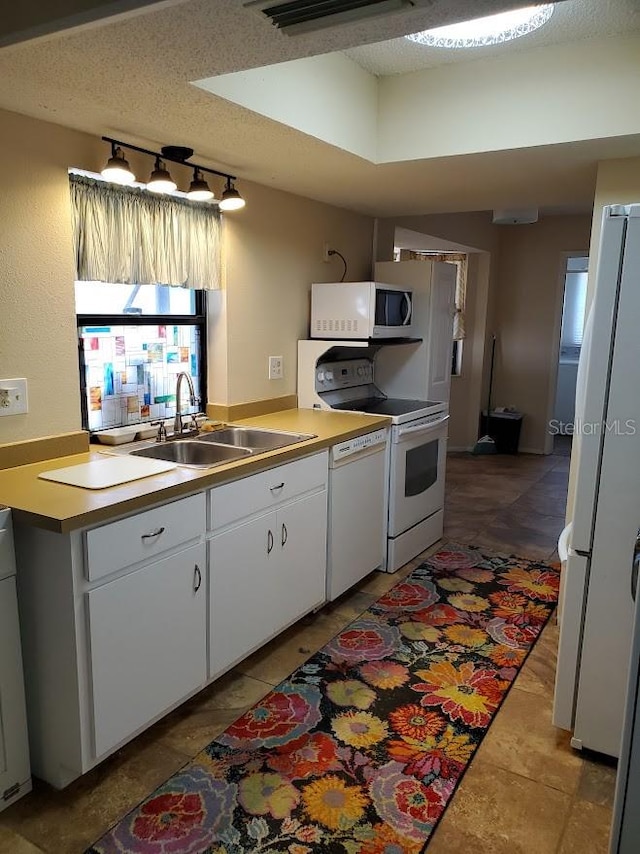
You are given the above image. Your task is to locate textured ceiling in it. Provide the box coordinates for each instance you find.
[345,0,640,75]
[0,0,638,217]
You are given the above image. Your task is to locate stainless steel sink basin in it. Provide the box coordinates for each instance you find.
[131,441,252,468]
[197,427,315,451]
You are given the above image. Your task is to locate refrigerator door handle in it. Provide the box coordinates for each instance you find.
[632,529,640,602]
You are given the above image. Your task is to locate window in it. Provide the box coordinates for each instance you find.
[560,256,589,360]
[76,283,206,433]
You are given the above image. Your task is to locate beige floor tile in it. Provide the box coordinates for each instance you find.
[238,609,348,685]
[0,826,43,854]
[323,588,378,622]
[428,759,571,854]
[577,755,618,808]
[149,672,272,756]
[558,800,613,853]
[1,740,188,854]
[475,687,582,794]
[515,620,559,697]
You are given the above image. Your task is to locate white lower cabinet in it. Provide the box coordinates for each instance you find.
[13,451,330,788]
[89,542,207,757]
[208,451,328,678]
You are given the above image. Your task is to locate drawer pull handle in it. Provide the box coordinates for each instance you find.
[267,529,274,555]
[281,523,288,548]
[270,482,285,493]
[141,527,165,540]
[194,564,202,593]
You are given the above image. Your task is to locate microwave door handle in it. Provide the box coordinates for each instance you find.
[402,292,412,326]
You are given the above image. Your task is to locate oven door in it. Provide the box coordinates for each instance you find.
[388,415,448,537]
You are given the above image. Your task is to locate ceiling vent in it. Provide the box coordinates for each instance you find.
[492,208,539,225]
[244,0,433,36]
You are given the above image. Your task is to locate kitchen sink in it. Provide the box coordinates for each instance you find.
[198,427,315,451]
[131,441,251,468]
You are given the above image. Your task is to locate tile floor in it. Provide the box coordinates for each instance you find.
[0,445,617,853]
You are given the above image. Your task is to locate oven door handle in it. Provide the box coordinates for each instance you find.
[398,415,449,437]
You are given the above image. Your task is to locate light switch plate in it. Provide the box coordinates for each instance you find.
[0,378,28,416]
[268,356,283,380]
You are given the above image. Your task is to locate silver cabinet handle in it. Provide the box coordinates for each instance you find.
[281,523,288,548]
[193,564,202,593]
[141,526,165,540]
[267,529,274,554]
[270,482,285,493]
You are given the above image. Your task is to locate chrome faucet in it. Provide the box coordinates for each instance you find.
[173,372,198,436]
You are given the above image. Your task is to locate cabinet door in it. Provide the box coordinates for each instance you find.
[209,513,279,678]
[88,543,207,757]
[276,491,327,629]
[0,576,30,799]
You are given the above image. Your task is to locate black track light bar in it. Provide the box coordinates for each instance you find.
[101,137,236,182]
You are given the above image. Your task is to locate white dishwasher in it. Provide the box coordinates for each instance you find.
[327,429,389,601]
[0,508,31,811]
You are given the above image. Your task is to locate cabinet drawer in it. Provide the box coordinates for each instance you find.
[209,451,328,531]
[85,493,205,582]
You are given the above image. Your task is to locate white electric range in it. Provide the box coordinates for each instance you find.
[298,348,448,571]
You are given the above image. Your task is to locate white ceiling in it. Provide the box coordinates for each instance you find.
[0,0,639,218]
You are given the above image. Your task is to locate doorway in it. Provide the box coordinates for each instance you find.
[552,255,589,453]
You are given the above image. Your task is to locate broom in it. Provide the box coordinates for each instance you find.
[472,334,498,455]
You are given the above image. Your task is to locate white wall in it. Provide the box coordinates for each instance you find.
[196,53,378,162]
[378,35,640,163]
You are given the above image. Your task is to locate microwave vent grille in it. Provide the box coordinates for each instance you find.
[314,318,358,334]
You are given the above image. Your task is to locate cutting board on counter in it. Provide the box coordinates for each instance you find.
[38,456,177,489]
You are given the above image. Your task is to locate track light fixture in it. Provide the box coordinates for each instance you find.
[219,178,246,211]
[101,143,135,185]
[100,137,245,210]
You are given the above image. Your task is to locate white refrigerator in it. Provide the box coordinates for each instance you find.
[553,204,640,758]
[610,532,640,851]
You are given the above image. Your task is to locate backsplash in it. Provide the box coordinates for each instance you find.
[79,324,201,431]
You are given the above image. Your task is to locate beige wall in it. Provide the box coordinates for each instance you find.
[377,211,593,454]
[0,107,374,444]
[0,110,99,444]
[492,216,592,453]
[222,183,373,405]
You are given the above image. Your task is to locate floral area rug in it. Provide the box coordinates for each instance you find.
[87,544,560,854]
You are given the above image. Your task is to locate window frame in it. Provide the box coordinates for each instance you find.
[76,289,207,432]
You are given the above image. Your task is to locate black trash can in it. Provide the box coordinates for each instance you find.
[479,410,523,454]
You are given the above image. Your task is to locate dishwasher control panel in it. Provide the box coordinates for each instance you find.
[331,428,388,462]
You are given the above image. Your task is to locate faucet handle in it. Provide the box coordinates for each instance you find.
[151,420,168,442]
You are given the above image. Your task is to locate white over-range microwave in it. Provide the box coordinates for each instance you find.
[310,281,414,340]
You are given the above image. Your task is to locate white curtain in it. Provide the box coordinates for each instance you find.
[408,251,467,340]
[70,174,221,290]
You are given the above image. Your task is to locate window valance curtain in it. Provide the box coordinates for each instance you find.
[408,251,467,341]
[69,174,221,290]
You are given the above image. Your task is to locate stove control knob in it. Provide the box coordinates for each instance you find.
[317,371,325,383]
[357,366,365,377]
[325,370,334,381]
